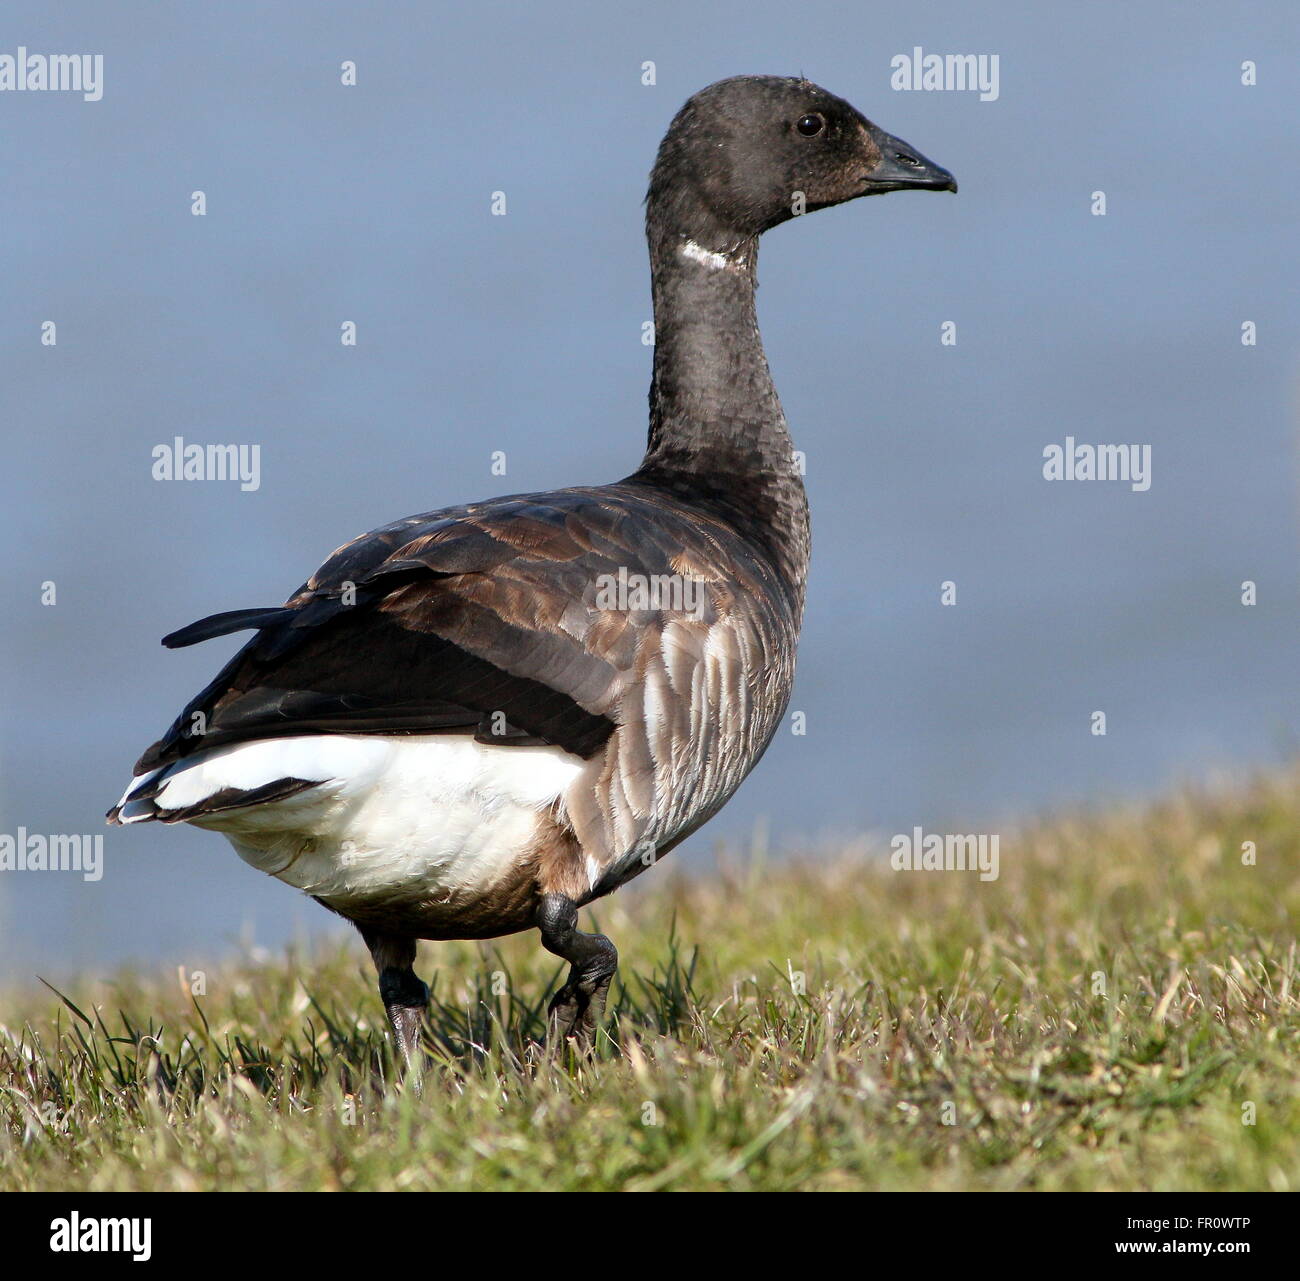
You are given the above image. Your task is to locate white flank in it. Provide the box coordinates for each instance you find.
[115,735,585,908]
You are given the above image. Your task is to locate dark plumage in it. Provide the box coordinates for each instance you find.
[110,75,955,1069]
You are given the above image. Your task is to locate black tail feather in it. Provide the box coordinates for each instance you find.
[162,608,295,649]
[156,776,321,823]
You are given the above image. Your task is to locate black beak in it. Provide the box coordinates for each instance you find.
[864,127,957,194]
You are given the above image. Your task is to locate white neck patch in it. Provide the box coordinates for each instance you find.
[678,239,736,272]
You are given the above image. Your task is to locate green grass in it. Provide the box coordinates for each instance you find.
[3,769,1298,1191]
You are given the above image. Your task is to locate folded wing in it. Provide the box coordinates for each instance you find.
[135,484,765,773]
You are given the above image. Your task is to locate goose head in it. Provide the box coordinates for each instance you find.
[647,75,956,252]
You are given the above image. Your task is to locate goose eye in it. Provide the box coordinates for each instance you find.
[795,113,825,137]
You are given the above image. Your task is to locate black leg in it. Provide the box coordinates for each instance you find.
[536,893,618,1054]
[359,929,428,1080]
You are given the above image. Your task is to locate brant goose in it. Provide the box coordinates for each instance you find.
[110,76,955,1067]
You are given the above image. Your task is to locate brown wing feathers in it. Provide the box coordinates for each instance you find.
[133,486,787,788]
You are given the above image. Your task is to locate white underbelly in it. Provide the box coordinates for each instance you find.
[155,735,585,905]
